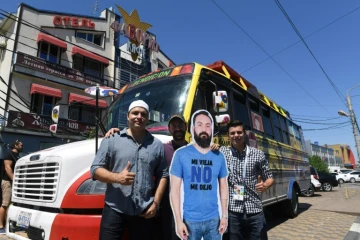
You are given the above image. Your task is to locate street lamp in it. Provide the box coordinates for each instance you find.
[338,84,360,168]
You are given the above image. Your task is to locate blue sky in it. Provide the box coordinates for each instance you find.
[2,0,360,161]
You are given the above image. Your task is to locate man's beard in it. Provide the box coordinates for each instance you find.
[194,132,211,148]
[173,130,185,141]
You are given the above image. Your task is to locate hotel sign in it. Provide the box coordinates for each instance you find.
[53,16,96,28]
[110,5,159,61]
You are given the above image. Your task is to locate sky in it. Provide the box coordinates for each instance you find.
[2,0,360,161]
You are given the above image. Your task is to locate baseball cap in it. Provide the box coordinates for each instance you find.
[128,100,149,113]
[168,114,186,125]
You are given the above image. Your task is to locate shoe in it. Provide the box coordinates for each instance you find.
[0,228,5,234]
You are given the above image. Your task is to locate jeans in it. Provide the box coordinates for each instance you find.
[226,211,267,240]
[184,217,221,240]
[99,204,154,240]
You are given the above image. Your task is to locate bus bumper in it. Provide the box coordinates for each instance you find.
[6,204,101,240]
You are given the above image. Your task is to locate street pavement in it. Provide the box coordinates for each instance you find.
[0,183,359,239]
[267,183,360,240]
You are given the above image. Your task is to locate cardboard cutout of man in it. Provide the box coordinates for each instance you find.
[170,110,229,240]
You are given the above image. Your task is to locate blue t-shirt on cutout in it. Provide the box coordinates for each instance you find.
[170,144,228,222]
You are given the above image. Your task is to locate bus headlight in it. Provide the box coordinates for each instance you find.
[76,179,106,195]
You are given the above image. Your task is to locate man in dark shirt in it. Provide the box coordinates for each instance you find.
[0,140,23,234]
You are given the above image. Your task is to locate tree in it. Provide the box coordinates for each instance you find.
[309,155,329,173]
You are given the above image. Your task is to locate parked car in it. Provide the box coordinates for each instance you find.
[318,171,338,191]
[303,166,321,196]
[330,172,350,184]
[347,171,360,183]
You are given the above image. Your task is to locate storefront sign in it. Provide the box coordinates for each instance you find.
[110,5,159,61]
[53,16,95,28]
[7,110,95,135]
[15,52,107,86]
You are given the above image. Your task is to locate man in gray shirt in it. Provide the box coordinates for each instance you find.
[90,100,168,240]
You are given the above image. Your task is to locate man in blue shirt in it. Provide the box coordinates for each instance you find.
[170,110,228,240]
[91,100,168,240]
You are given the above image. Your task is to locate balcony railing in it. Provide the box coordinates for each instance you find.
[15,52,108,86]
[7,110,95,136]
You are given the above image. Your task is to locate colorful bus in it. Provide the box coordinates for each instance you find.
[6,60,310,240]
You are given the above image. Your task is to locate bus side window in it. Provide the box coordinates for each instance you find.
[270,109,282,143]
[233,90,251,130]
[279,116,289,145]
[261,103,274,139]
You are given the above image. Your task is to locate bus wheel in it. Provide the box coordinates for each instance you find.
[283,187,299,218]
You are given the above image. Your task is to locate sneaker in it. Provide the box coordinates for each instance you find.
[0,228,5,234]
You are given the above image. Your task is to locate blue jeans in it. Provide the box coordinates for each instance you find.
[227,211,268,240]
[184,217,221,240]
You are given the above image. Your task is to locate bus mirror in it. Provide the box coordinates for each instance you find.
[215,114,230,125]
[212,91,228,113]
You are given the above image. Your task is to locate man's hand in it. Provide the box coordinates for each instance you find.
[255,175,267,193]
[117,161,136,185]
[210,143,220,151]
[140,202,157,219]
[218,217,228,234]
[176,222,189,240]
[105,128,120,138]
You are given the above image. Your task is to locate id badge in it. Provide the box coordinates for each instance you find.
[233,185,244,201]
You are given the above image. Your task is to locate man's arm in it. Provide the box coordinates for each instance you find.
[4,160,13,180]
[90,138,135,185]
[218,176,229,234]
[256,151,274,192]
[170,175,188,239]
[141,177,168,219]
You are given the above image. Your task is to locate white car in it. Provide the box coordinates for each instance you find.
[347,171,360,183]
[311,175,321,190]
[330,172,350,184]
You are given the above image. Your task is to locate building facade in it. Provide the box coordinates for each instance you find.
[328,144,356,169]
[0,4,174,156]
[305,140,340,167]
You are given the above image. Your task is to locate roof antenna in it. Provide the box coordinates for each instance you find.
[93,0,99,16]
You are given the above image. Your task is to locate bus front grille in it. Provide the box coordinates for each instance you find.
[13,162,60,202]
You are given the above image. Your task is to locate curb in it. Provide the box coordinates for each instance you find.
[344,216,360,240]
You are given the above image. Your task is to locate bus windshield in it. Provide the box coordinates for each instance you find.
[103,74,192,134]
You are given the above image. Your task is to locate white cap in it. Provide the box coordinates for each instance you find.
[128,100,149,113]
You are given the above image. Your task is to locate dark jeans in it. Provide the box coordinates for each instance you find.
[226,210,268,240]
[154,185,178,240]
[99,204,154,240]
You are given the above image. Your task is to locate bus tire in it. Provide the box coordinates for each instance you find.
[283,187,299,218]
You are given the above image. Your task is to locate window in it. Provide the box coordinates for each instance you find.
[120,70,138,84]
[69,104,100,124]
[248,96,259,112]
[76,32,103,46]
[233,90,250,130]
[73,55,103,78]
[261,104,274,139]
[38,42,60,64]
[279,116,289,145]
[31,94,59,116]
[270,109,282,143]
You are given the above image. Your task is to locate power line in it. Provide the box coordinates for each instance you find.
[303,122,351,131]
[241,4,360,74]
[210,0,334,116]
[274,0,347,108]
[292,116,342,122]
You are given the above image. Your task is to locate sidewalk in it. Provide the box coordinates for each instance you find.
[299,184,360,215]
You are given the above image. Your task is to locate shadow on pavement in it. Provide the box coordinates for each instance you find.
[265,203,313,231]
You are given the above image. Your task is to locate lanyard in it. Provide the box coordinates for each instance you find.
[229,146,249,183]
[242,146,249,181]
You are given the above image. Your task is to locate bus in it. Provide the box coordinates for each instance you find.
[6,60,311,240]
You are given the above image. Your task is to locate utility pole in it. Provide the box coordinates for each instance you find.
[346,93,360,164]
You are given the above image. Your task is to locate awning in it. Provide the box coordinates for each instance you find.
[72,47,109,65]
[37,33,67,49]
[68,93,107,108]
[30,83,62,98]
